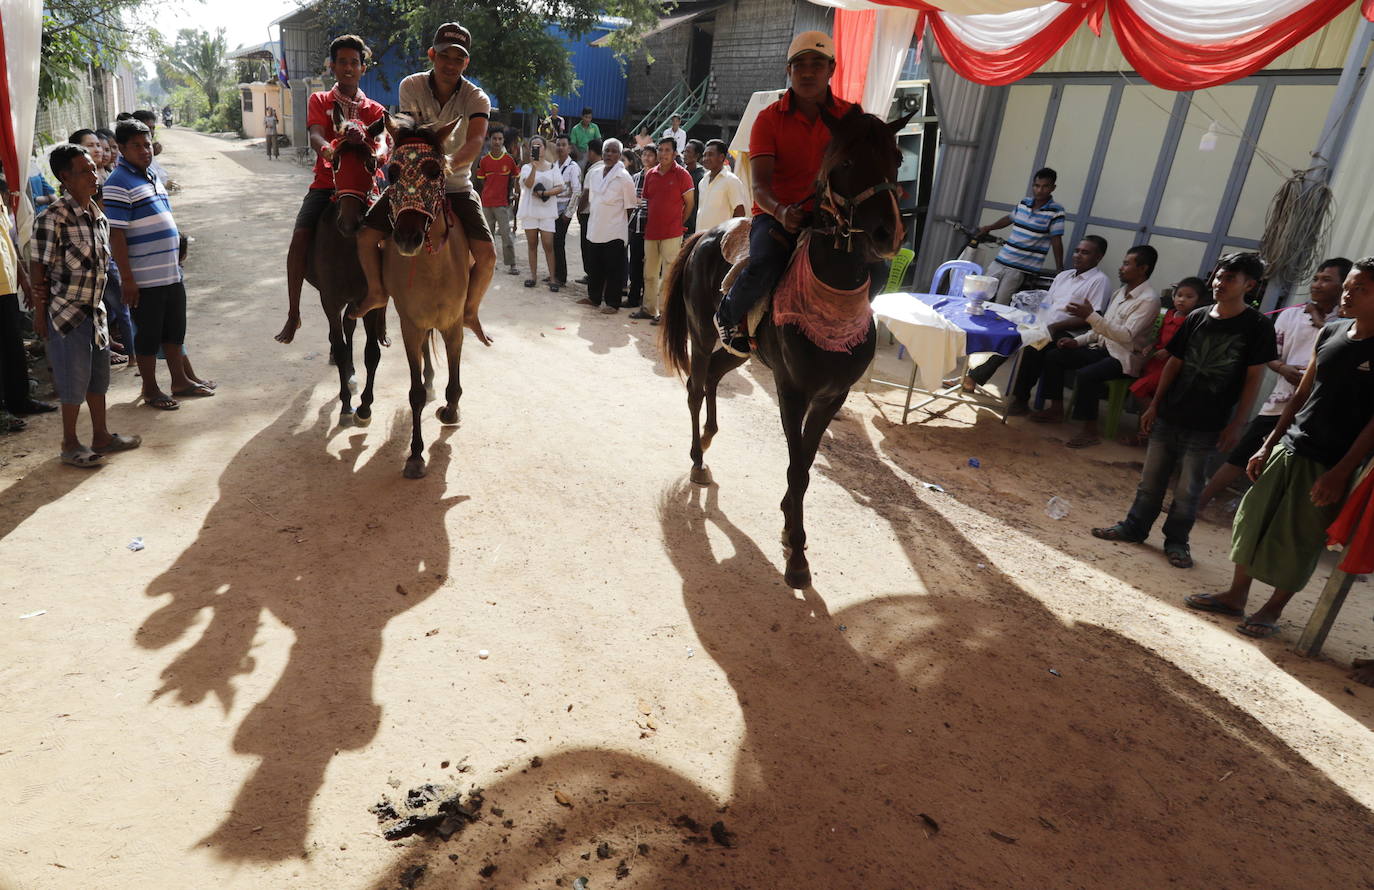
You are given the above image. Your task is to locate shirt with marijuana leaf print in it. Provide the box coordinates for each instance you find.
[1161,304,1276,432]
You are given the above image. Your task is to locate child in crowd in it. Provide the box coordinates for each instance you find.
[1120,276,1209,445]
[1186,257,1374,637]
[27,144,141,467]
[1091,253,1276,569]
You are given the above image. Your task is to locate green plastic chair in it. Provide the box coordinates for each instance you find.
[883,248,915,293]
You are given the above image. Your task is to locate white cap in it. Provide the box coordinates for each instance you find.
[787,31,836,63]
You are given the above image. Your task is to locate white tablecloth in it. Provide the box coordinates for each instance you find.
[871,293,964,391]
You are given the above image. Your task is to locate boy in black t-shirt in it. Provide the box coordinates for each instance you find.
[1092,253,1277,568]
[1186,257,1374,637]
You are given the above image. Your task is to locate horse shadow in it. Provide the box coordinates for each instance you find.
[365,478,1373,888]
[135,390,468,860]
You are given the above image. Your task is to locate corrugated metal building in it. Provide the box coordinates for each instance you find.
[545,21,627,122]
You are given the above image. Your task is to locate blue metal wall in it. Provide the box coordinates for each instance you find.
[358,51,415,110]
[544,23,626,121]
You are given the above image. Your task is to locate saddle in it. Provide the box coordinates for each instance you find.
[716,218,872,352]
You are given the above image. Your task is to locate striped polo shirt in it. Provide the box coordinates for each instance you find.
[995,196,1066,274]
[102,157,182,288]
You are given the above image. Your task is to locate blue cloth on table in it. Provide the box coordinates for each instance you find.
[913,293,1023,357]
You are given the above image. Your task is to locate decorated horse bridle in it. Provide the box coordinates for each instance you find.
[816,176,903,255]
[386,138,452,252]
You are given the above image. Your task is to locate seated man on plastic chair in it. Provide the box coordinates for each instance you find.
[1033,244,1162,447]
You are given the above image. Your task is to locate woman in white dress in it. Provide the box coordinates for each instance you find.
[518,136,564,291]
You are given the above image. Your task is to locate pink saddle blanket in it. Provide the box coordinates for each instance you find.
[770,234,873,353]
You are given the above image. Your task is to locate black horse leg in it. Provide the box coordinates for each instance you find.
[687,342,710,485]
[355,309,383,426]
[779,389,848,589]
[326,311,353,419]
[435,323,463,426]
[702,349,747,453]
[402,326,428,479]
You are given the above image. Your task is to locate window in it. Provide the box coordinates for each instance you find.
[242,89,253,112]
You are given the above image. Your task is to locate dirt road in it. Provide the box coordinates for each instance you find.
[3,129,1374,889]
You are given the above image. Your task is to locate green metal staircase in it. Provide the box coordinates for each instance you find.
[631,75,712,140]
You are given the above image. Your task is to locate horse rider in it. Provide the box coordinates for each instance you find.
[351,22,498,347]
[277,34,386,345]
[712,30,855,358]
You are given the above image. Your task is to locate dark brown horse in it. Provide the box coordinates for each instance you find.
[305,111,387,426]
[660,106,908,588]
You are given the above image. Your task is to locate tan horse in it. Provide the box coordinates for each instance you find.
[379,115,470,478]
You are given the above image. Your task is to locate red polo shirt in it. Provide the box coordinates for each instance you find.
[305,88,387,191]
[642,162,695,241]
[748,88,854,215]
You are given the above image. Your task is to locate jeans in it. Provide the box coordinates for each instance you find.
[482,205,516,268]
[1121,417,1219,547]
[1039,345,1123,421]
[717,214,797,327]
[586,240,626,309]
[626,233,645,307]
[553,214,572,283]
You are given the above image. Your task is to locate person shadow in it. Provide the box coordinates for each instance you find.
[135,390,468,860]
[365,477,1372,889]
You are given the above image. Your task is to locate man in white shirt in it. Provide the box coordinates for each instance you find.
[552,135,581,287]
[1033,244,1162,447]
[1196,255,1352,512]
[662,114,687,155]
[695,139,748,233]
[965,235,1113,399]
[583,139,639,314]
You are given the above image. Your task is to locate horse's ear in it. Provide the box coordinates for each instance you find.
[383,112,400,140]
[818,105,841,132]
[366,115,386,142]
[888,110,916,135]
[432,116,463,145]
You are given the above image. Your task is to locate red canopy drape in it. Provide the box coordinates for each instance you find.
[0,13,20,215]
[833,8,877,103]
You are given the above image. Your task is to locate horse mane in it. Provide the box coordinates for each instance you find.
[389,113,453,176]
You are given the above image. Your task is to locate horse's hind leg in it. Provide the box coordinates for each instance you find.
[354,309,383,427]
[435,324,463,426]
[400,320,428,479]
[701,349,746,453]
[687,348,711,485]
[778,389,847,589]
[326,310,354,420]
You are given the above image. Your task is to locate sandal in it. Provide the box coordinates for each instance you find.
[1184,593,1244,617]
[142,393,180,410]
[0,411,25,433]
[1165,544,1194,569]
[61,447,105,468]
[1237,617,1280,639]
[93,433,142,454]
[171,382,215,398]
[1066,435,1101,449]
[1091,523,1144,543]
[524,279,536,288]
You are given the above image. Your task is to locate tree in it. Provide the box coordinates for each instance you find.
[162,28,230,112]
[308,0,664,114]
[40,0,159,105]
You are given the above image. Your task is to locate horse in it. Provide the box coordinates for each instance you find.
[304,109,387,426]
[659,105,909,588]
[378,114,471,479]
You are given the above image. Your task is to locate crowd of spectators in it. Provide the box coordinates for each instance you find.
[0,108,212,467]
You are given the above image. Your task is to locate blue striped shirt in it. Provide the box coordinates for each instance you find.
[995,196,1065,274]
[103,157,182,288]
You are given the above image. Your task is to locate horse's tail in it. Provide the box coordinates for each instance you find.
[659,231,707,378]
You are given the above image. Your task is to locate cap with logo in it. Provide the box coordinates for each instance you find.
[786,30,835,63]
[432,22,471,56]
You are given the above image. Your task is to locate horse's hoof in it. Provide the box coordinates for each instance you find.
[352,413,371,427]
[690,465,713,486]
[784,565,812,590]
[436,405,460,425]
[403,458,427,479]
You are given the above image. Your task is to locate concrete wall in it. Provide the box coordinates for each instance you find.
[239,83,288,138]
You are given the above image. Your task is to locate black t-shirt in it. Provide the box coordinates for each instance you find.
[1284,318,1374,466]
[1161,305,1277,431]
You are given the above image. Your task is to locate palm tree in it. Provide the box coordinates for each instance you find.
[164,28,228,110]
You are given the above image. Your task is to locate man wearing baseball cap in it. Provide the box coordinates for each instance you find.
[713,30,853,357]
[353,22,500,346]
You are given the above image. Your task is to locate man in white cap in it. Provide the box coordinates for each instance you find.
[353,22,499,346]
[713,30,853,357]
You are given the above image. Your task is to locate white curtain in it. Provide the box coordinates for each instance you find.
[862,8,922,116]
[2,0,44,247]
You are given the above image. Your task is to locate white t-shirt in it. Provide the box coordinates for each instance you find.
[1044,267,1112,326]
[663,126,687,154]
[518,164,561,223]
[398,72,491,194]
[696,168,749,232]
[584,162,639,244]
[1261,304,1326,415]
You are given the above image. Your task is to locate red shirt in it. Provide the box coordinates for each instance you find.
[476,151,519,207]
[306,87,387,191]
[748,89,854,214]
[642,162,695,241]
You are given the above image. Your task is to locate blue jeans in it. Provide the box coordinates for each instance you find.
[1121,417,1219,547]
[101,266,134,354]
[718,214,797,327]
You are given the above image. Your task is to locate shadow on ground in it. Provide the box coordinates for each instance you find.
[364,477,1374,889]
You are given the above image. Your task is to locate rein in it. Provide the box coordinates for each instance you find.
[815,179,901,254]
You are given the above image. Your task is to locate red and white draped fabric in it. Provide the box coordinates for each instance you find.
[1,0,44,238]
[823,0,1374,92]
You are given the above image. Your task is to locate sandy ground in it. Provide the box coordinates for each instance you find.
[3,129,1374,890]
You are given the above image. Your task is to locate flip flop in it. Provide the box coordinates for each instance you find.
[1184,593,1244,617]
[1028,411,1062,424]
[171,383,215,398]
[142,394,180,410]
[60,447,105,468]
[1237,617,1280,639]
[93,433,142,454]
[1165,544,1194,569]
[1091,523,1144,543]
[1066,435,1101,448]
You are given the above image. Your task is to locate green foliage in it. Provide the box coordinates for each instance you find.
[201,89,245,135]
[161,28,230,111]
[308,0,665,113]
[168,83,209,126]
[40,0,157,106]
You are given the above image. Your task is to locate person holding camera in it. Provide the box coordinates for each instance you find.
[519,135,564,291]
